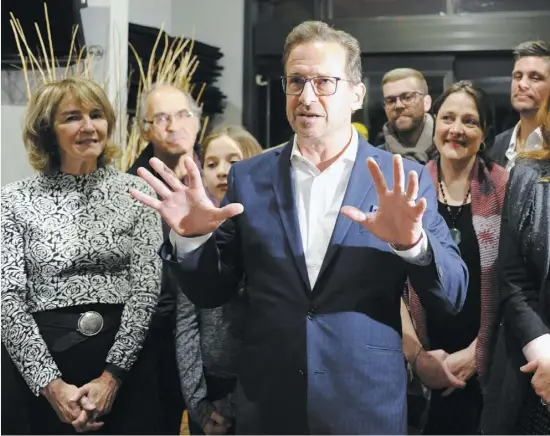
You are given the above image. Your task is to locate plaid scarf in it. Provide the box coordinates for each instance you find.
[408,157,508,377]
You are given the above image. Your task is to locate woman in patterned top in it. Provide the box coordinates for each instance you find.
[1,77,163,434]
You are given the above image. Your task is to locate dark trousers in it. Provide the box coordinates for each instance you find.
[423,377,482,435]
[2,306,163,435]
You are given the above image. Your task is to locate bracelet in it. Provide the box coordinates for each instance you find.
[411,346,423,372]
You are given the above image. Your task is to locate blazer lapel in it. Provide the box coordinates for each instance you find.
[315,140,380,285]
[271,141,311,292]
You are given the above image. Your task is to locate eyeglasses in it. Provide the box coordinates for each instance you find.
[143,109,195,127]
[281,76,353,96]
[383,91,424,108]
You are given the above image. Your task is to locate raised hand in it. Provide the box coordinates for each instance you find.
[341,154,427,249]
[129,157,244,236]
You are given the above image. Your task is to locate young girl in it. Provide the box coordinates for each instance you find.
[175,125,262,435]
[201,125,263,204]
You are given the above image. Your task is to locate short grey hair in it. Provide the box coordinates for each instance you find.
[139,83,202,121]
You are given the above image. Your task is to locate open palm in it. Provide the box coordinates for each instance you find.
[341,154,426,249]
[130,157,243,236]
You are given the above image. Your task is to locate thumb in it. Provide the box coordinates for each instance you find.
[70,385,91,403]
[213,203,244,222]
[340,206,371,224]
[521,360,539,373]
[79,395,97,412]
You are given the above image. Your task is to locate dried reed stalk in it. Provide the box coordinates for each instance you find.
[8,2,206,173]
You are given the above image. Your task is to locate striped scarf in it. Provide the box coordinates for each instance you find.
[408,157,508,377]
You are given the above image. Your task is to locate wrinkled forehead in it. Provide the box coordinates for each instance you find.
[285,41,348,77]
[146,87,191,116]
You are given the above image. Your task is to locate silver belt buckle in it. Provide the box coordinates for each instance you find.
[77,311,104,336]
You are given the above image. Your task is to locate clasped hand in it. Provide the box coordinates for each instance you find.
[521,356,550,411]
[43,372,120,433]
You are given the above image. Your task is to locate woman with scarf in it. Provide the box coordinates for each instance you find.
[402,81,508,434]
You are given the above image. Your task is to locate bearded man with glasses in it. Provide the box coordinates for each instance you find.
[376,68,437,165]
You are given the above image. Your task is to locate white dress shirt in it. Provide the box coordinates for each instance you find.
[170,128,431,288]
[505,123,543,171]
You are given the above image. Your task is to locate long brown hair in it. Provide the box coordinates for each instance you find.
[518,94,550,161]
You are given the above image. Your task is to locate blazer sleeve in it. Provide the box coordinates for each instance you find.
[405,166,469,317]
[159,166,243,308]
[499,169,550,347]
[105,182,163,376]
[1,191,62,396]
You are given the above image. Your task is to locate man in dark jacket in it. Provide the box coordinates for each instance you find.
[488,40,550,170]
[127,83,203,435]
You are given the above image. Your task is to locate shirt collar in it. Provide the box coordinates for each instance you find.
[290,127,359,165]
[508,122,543,152]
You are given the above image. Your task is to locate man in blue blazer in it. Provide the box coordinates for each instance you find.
[131,20,468,435]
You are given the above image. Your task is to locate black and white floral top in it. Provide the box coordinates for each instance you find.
[1,166,162,396]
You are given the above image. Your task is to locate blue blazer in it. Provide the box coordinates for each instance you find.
[161,137,468,434]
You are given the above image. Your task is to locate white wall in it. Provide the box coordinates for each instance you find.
[128,0,173,34]
[170,0,245,126]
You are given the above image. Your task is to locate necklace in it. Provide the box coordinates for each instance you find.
[437,164,471,245]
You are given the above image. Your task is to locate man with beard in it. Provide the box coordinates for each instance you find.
[127,84,202,434]
[377,68,437,164]
[488,41,550,170]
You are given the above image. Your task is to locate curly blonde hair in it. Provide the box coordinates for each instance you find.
[23,76,119,174]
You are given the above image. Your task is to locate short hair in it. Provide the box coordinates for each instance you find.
[139,83,202,129]
[513,40,550,62]
[200,125,263,165]
[283,20,362,84]
[23,76,118,174]
[382,68,429,94]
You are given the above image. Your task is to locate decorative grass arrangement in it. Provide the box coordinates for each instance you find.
[124,29,209,171]
[8,2,207,172]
